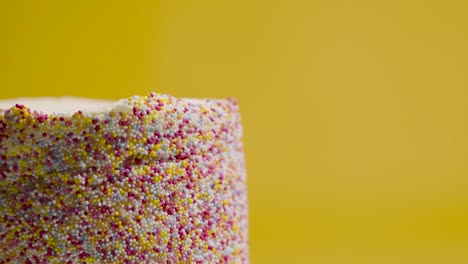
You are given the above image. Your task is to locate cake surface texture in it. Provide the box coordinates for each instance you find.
[0,93,248,263]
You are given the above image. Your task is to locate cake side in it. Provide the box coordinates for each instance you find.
[0,93,248,263]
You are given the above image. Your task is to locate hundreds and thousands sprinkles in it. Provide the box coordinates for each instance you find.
[0,93,248,263]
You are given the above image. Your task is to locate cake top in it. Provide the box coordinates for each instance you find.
[0,96,207,115]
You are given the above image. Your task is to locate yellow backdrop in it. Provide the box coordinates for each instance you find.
[2,1,468,263]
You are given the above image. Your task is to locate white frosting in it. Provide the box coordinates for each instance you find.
[0,97,127,114]
[0,97,205,115]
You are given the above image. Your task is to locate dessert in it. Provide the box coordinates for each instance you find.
[0,93,248,263]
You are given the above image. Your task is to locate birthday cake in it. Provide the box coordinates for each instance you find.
[0,93,248,263]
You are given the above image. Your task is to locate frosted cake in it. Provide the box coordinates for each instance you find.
[0,93,248,263]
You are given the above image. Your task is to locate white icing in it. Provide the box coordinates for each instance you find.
[0,97,206,115]
[0,97,126,114]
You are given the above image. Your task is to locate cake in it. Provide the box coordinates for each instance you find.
[0,93,248,263]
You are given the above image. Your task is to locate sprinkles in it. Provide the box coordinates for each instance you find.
[0,93,248,263]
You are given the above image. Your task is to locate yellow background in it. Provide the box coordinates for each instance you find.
[2,1,468,263]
